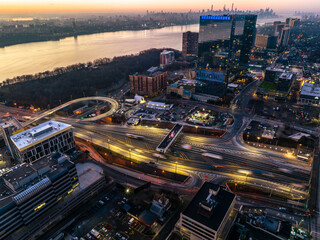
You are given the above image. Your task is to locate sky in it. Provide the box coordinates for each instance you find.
[0,0,319,14]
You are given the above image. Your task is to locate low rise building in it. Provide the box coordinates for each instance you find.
[176,182,237,240]
[129,67,168,97]
[0,116,23,160]
[146,101,173,110]
[150,193,171,219]
[10,120,75,163]
[160,50,175,68]
[256,67,295,101]
[167,79,198,99]
[298,82,320,107]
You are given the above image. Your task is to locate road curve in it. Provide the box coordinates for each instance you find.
[22,96,119,127]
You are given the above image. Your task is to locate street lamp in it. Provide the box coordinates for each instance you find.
[175,161,178,180]
[245,173,249,183]
[257,136,261,144]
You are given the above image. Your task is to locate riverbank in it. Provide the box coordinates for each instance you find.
[0,48,177,108]
[0,21,199,49]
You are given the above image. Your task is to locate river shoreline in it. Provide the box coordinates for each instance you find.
[0,16,284,82]
[0,22,199,49]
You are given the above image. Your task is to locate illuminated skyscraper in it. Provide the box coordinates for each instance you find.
[197,15,257,97]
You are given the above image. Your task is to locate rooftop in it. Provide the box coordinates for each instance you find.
[160,50,174,55]
[279,72,293,80]
[182,182,235,232]
[0,152,75,208]
[131,66,166,77]
[300,82,320,97]
[259,81,277,90]
[10,120,72,151]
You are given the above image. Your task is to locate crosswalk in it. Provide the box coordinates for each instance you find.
[193,171,217,181]
[144,143,153,151]
[177,151,189,160]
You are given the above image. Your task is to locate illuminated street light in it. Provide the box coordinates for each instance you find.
[175,161,178,179]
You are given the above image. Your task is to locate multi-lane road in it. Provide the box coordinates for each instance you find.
[1,79,316,210]
[63,119,309,201]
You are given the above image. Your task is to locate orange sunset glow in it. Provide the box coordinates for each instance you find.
[0,0,320,13]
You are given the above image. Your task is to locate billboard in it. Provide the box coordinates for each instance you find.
[197,70,225,83]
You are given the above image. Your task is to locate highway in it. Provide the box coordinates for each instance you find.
[21,96,119,127]
[1,80,315,211]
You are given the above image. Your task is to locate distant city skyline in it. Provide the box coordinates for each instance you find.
[0,0,320,14]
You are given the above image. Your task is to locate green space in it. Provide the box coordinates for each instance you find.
[259,81,277,90]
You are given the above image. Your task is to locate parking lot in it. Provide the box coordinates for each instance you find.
[185,108,233,127]
[66,188,160,240]
[129,103,233,128]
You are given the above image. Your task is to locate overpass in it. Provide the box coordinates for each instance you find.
[22,96,119,127]
[156,123,183,153]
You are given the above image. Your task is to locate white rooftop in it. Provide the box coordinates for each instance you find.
[300,82,320,97]
[288,132,310,141]
[160,50,174,55]
[10,120,72,151]
[147,101,167,106]
[279,72,293,80]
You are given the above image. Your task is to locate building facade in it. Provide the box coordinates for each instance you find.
[197,14,257,97]
[182,31,199,57]
[278,27,290,48]
[129,67,168,97]
[255,34,278,49]
[256,67,295,101]
[160,50,175,68]
[0,153,78,239]
[298,82,320,107]
[166,79,198,99]
[177,182,236,240]
[10,120,75,163]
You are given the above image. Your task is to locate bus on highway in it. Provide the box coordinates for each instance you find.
[125,133,145,140]
[201,153,223,160]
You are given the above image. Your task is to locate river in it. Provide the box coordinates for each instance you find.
[0,17,285,82]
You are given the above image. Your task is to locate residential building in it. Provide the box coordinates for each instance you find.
[278,27,290,47]
[285,17,300,28]
[197,14,257,97]
[255,34,268,49]
[129,67,168,97]
[255,34,278,49]
[10,120,75,163]
[182,31,199,57]
[298,82,320,107]
[160,50,175,68]
[176,182,237,240]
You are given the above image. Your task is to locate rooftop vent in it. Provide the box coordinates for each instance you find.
[198,186,220,217]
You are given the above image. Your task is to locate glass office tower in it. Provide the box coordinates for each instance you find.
[197,15,257,97]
